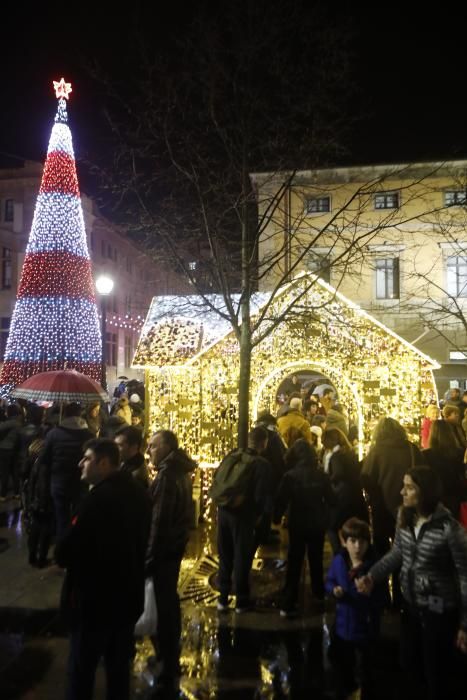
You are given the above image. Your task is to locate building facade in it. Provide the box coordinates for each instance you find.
[254,161,467,396]
[0,158,184,389]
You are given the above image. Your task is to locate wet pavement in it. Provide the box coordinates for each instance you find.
[1,500,466,699]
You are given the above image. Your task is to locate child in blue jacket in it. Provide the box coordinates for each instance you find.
[325,517,383,699]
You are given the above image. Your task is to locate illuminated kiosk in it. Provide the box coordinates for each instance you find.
[133,273,439,480]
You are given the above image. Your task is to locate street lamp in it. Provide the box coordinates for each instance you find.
[95,274,114,390]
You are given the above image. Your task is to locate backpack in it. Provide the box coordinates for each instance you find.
[209,449,256,508]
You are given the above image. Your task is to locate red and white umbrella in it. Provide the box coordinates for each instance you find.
[11,369,108,405]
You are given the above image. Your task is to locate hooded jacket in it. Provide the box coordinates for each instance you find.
[274,457,335,532]
[145,448,196,571]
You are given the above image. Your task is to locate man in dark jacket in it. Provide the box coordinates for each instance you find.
[56,438,150,700]
[146,430,196,698]
[38,402,93,541]
[115,425,149,488]
[216,426,271,614]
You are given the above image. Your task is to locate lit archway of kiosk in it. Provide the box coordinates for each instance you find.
[253,359,365,458]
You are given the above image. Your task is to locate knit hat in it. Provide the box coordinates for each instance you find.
[310,425,322,439]
[289,397,302,410]
[130,393,141,404]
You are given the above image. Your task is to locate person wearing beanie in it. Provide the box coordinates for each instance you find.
[277,397,312,448]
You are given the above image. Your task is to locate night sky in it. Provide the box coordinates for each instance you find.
[1,2,466,180]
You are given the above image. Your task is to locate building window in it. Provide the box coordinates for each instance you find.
[1,248,12,289]
[374,191,399,210]
[305,196,331,214]
[126,257,133,275]
[0,317,10,359]
[449,350,467,361]
[447,255,467,297]
[306,252,331,283]
[4,199,14,222]
[444,190,467,207]
[125,294,132,314]
[105,332,118,366]
[376,258,400,299]
[124,335,133,368]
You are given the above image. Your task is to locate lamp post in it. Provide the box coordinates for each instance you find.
[95,275,114,390]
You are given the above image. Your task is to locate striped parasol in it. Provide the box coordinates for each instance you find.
[11,369,108,405]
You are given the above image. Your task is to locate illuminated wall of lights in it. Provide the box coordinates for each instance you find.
[138,275,439,482]
[0,90,102,388]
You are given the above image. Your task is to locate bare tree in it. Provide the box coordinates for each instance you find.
[90,2,451,445]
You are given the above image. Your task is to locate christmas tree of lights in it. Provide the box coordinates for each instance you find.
[0,78,102,389]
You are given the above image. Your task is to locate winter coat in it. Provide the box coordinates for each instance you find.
[328,450,367,530]
[27,457,53,515]
[370,505,467,630]
[146,448,196,571]
[121,452,149,489]
[56,470,151,624]
[38,417,93,484]
[277,409,312,447]
[422,447,466,519]
[258,426,286,496]
[114,402,132,425]
[274,458,335,533]
[0,417,23,452]
[420,417,434,449]
[325,550,383,642]
[361,439,422,538]
[325,408,348,436]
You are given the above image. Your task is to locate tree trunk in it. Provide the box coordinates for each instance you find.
[237,163,252,449]
[237,318,251,448]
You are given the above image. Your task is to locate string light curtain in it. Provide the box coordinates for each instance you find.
[0,78,102,389]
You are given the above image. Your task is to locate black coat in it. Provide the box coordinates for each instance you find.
[56,470,151,624]
[274,458,335,532]
[422,447,465,519]
[39,421,93,483]
[361,439,422,537]
[328,450,367,530]
[146,449,196,572]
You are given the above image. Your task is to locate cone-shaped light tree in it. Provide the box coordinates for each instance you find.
[0,78,102,389]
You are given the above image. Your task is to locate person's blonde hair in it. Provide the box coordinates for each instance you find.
[425,404,439,420]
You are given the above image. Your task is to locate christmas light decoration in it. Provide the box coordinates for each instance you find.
[0,79,102,389]
[135,273,439,494]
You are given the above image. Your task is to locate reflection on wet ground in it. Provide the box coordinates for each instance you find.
[1,501,466,699]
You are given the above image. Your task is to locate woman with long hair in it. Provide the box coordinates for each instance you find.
[358,466,467,700]
[423,419,466,520]
[322,428,367,553]
[274,439,335,615]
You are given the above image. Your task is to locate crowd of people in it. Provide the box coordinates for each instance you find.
[211,379,467,699]
[0,376,466,699]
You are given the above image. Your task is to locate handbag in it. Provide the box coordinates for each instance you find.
[134,578,157,636]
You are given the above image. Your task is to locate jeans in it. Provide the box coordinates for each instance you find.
[217,508,256,607]
[150,557,183,685]
[67,616,134,700]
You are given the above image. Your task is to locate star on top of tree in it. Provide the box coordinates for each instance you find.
[53,77,72,100]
